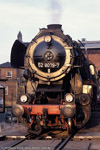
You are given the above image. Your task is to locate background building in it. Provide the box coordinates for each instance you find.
[0,62,24,111]
[80,40,100,71]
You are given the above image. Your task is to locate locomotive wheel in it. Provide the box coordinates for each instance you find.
[67,118,74,134]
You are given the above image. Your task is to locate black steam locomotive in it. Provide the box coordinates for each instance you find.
[11,24,97,134]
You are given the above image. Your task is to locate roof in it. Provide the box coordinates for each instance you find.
[0,62,12,68]
[80,41,100,49]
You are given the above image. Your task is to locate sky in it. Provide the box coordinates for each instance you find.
[0,0,100,64]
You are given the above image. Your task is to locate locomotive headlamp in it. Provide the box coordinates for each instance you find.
[20,95,28,103]
[65,94,74,103]
[44,35,51,43]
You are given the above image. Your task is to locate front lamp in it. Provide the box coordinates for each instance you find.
[65,93,74,103]
[20,95,28,103]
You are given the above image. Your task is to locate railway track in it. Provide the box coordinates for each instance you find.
[0,130,99,150]
[0,128,77,150]
[0,129,79,150]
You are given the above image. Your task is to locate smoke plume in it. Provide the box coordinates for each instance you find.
[49,0,62,23]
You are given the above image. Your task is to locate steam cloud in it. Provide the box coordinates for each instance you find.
[49,0,62,23]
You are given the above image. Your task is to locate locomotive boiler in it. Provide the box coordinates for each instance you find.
[11,24,97,134]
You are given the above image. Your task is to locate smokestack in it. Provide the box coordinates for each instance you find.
[47,24,62,30]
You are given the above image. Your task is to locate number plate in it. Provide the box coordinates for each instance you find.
[38,62,60,68]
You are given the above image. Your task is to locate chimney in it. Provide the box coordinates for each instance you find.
[47,24,62,30]
[17,31,22,42]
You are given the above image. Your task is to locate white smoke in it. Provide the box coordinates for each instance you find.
[49,0,62,23]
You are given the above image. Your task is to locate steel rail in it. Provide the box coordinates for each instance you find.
[5,133,34,150]
[54,129,79,150]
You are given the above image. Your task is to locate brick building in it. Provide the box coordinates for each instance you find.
[0,62,23,108]
[0,32,25,110]
[80,40,100,71]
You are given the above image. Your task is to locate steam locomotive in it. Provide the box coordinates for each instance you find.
[11,24,97,134]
